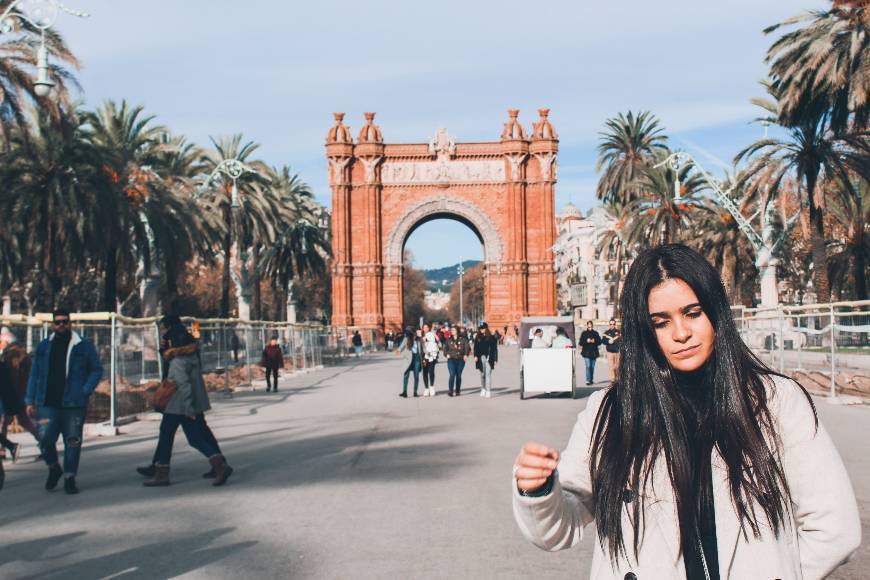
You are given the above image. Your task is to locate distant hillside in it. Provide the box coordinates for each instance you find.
[423,260,481,292]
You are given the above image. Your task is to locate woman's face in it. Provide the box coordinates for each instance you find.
[647,278,715,373]
[451,327,458,338]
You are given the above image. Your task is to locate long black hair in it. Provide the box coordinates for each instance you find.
[590,244,815,562]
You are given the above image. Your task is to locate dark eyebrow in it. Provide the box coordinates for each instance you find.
[649,302,702,318]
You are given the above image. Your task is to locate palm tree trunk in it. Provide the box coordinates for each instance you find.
[853,235,867,300]
[806,171,831,303]
[252,244,261,320]
[103,246,118,312]
[613,243,623,317]
[808,202,831,302]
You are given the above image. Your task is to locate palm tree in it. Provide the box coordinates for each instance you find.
[81,100,169,311]
[765,2,870,134]
[595,201,631,316]
[826,175,869,299]
[0,107,100,305]
[0,2,80,139]
[596,111,669,206]
[197,134,274,318]
[624,149,709,246]
[736,82,870,302]
[258,166,330,320]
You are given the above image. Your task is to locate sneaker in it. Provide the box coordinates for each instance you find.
[45,464,63,490]
[399,393,408,398]
[64,476,79,495]
[480,390,485,397]
[430,389,437,397]
[9,442,21,464]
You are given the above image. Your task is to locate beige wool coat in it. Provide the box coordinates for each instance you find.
[513,375,861,580]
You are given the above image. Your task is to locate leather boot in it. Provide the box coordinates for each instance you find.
[136,464,157,477]
[209,455,233,487]
[143,465,170,487]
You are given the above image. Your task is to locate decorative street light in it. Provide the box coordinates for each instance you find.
[457,257,465,325]
[204,158,259,209]
[654,151,798,309]
[0,1,89,97]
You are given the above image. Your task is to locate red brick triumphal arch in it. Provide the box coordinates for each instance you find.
[326,109,559,333]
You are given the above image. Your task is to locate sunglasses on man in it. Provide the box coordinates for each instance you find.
[53,319,71,326]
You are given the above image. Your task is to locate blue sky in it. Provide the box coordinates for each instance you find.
[57,0,823,270]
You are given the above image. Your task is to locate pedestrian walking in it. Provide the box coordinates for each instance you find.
[444,326,470,397]
[473,322,498,398]
[385,331,394,352]
[421,323,440,397]
[397,328,422,398]
[138,315,233,487]
[24,309,103,495]
[579,321,602,385]
[512,244,860,580]
[352,331,363,358]
[0,331,39,464]
[602,318,621,383]
[261,336,284,393]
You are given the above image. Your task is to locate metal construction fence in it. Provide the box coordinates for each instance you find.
[731,300,870,400]
[0,313,381,427]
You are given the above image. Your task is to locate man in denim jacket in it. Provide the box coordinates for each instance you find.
[25,309,103,494]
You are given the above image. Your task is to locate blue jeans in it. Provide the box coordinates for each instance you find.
[402,355,421,396]
[583,357,597,384]
[154,413,221,465]
[447,359,465,393]
[38,406,87,477]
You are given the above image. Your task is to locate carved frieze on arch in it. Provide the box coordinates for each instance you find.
[384,195,504,267]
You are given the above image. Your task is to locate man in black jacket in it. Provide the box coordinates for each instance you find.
[578,321,602,385]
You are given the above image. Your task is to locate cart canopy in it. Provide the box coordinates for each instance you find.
[519,316,575,349]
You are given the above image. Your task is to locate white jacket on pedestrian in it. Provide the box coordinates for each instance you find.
[512,374,860,580]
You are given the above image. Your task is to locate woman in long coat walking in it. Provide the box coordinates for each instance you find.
[138,316,233,487]
[473,323,498,398]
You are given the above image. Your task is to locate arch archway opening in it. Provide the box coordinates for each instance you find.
[400,215,485,329]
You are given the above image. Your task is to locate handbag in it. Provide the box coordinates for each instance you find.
[153,379,177,411]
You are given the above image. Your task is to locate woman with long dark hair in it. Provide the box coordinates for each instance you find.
[137,316,233,487]
[512,244,859,579]
[473,322,498,398]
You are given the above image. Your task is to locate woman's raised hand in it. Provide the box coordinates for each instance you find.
[514,442,560,493]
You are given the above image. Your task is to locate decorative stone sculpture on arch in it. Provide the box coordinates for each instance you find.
[326,110,559,332]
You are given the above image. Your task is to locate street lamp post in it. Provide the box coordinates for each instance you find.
[655,151,798,310]
[201,158,262,319]
[0,1,88,97]
[457,257,465,325]
[205,158,258,209]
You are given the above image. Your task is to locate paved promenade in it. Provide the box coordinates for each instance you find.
[1,348,868,579]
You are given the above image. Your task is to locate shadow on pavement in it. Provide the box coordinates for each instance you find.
[0,531,88,568]
[15,527,258,580]
[0,424,469,528]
